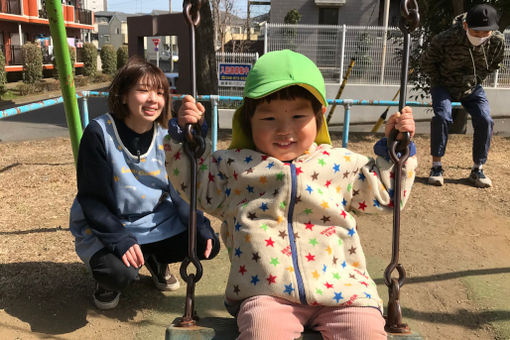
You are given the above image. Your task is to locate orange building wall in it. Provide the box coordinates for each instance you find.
[27,0,37,17]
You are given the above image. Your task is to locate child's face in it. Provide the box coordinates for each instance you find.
[123,78,166,132]
[250,97,318,161]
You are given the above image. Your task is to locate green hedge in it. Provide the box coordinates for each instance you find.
[82,42,97,77]
[22,42,43,84]
[100,44,117,75]
[52,45,76,79]
[116,45,129,70]
[0,49,6,93]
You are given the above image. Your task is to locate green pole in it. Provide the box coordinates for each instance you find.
[45,0,82,164]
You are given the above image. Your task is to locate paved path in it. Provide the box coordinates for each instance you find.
[0,82,109,142]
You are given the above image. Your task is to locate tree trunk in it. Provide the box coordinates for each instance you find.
[195,0,217,127]
[451,0,464,16]
[498,10,510,31]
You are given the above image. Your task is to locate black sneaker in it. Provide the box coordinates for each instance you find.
[428,166,444,186]
[468,168,492,188]
[93,282,120,310]
[145,255,180,291]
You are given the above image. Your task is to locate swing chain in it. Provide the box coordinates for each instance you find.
[183,0,202,27]
[399,0,420,34]
[176,124,205,327]
[184,124,206,159]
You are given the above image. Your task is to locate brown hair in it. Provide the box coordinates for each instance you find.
[107,56,171,128]
[239,85,323,141]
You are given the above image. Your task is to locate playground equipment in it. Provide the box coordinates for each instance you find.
[34,0,438,338]
[45,0,82,163]
[383,0,419,334]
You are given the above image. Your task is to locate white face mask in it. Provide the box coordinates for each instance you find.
[466,30,490,46]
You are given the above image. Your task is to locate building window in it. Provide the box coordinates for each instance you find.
[318,7,338,25]
[116,28,120,34]
[230,26,242,34]
[104,35,110,42]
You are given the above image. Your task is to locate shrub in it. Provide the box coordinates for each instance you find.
[92,72,113,83]
[0,49,6,93]
[82,42,97,77]
[116,45,129,70]
[100,44,117,75]
[75,75,89,87]
[16,82,44,96]
[22,42,43,84]
[52,45,76,79]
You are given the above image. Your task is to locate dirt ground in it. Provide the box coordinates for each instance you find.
[1,131,509,340]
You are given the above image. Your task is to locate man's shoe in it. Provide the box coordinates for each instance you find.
[145,255,180,291]
[468,168,492,188]
[93,282,120,310]
[428,166,444,186]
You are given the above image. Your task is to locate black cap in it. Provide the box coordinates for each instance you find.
[466,4,499,31]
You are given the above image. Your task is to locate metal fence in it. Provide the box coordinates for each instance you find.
[215,52,259,98]
[263,23,510,88]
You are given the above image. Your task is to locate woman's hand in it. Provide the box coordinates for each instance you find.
[204,239,213,259]
[177,95,205,129]
[122,244,144,268]
[385,106,415,140]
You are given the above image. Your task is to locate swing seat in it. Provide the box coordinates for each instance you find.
[166,316,424,340]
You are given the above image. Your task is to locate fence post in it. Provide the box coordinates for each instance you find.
[264,22,268,54]
[210,95,219,152]
[339,24,346,84]
[494,70,499,88]
[342,101,352,148]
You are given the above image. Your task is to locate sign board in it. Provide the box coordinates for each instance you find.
[218,63,252,86]
[152,38,160,51]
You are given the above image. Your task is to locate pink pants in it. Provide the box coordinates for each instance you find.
[236,295,387,340]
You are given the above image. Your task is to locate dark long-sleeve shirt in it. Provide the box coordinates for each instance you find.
[75,117,154,257]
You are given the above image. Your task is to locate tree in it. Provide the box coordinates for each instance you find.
[82,42,97,77]
[211,0,235,53]
[0,49,6,94]
[116,45,129,70]
[22,42,43,84]
[195,1,219,126]
[284,9,301,24]
[53,45,75,78]
[100,44,117,75]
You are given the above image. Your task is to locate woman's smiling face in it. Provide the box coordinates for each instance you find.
[123,77,165,133]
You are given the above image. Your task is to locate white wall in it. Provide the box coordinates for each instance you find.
[217,84,510,130]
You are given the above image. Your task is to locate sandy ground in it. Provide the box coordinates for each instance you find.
[1,131,509,339]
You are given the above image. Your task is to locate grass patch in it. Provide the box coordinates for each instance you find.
[462,273,510,339]
[0,89,18,101]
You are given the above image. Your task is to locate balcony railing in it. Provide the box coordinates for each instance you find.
[75,8,93,25]
[0,44,84,66]
[1,0,22,15]
[39,9,48,19]
[9,45,23,65]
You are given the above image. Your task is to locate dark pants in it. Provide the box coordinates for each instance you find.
[89,231,220,291]
[430,85,493,165]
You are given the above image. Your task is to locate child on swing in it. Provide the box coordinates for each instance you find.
[164,50,417,339]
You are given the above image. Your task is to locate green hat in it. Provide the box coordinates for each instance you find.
[229,49,331,149]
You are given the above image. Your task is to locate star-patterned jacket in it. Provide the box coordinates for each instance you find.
[164,136,417,314]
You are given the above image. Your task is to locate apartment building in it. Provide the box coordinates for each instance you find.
[0,0,94,77]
